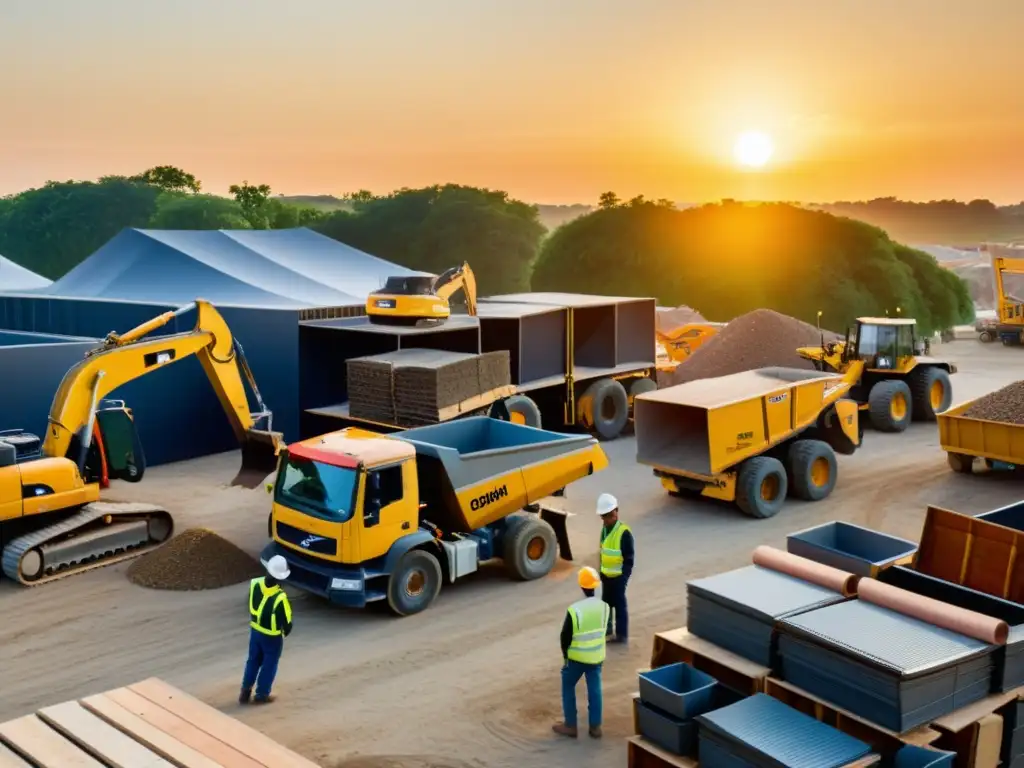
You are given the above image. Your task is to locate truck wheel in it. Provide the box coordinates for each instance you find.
[980,331,994,343]
[582,378,629,440]
[504,395,542,428]
[504,517,558,581]
[867,380,913,432]
[947,452,974,474]
[735,457,788,519]
[387,550,442,616]
[909,367,952,421]
[786,440,838,502]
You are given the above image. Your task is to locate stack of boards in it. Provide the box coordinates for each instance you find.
[348,349,511,427]
[0,677,319,768]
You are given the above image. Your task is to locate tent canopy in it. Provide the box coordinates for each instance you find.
[0,256,52,291]
[31,228,426,308]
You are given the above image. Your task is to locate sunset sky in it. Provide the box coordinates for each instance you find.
[2,0,1022,204]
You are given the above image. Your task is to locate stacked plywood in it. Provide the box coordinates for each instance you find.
[0,677,319,767]
[348,349,512,427]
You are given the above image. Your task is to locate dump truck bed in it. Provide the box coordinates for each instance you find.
[394,417,608,531]
[937,399,1024,466]
[634,367,850,477]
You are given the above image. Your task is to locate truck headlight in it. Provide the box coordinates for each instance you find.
[331,577,362,591]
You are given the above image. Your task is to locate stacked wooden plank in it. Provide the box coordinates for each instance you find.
[347,349,512,427]
[0,677,319,768]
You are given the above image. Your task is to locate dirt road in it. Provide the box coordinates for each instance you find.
[2,340,1020,768]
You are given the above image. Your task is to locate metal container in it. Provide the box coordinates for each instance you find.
[635,699,697,756]
[786,521,917,577]
[893,745,955,768]
[638,662,718,721]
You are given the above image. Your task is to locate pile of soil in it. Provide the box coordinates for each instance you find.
[126,528,263,591]
[671,308,834,385]
[963,382,1024,425]
[656,305,707,333]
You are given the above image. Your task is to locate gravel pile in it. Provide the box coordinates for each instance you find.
[126,528,263,591]
[671,309,834,385]
[963,382,1024,425]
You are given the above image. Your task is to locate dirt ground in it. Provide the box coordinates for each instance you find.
[2,340,1021,768]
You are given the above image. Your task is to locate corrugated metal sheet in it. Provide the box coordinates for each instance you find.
[688,565,843,619]
[782,600,990,675]
[696,693,872,767]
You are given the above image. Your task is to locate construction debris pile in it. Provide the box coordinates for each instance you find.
[126,528,263,590]
[671,309,834,385]
[348,349,511,426]
[962,381,1024,425]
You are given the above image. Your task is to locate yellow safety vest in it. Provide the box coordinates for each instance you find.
[249,577,292,636]
[600,521,631,578]
[567,597,610,664]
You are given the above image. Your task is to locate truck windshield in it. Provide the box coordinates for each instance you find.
[275,456,358,522]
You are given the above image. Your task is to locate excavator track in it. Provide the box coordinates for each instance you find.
[2,501,173,586]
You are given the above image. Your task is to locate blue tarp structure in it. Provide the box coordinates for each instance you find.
[35,227,424,308]
[0,256,51,291]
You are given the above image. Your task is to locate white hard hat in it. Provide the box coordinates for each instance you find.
[596,493,618,516]
[266,555,291,581]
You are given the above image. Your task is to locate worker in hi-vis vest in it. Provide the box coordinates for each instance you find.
[240,555,293,705]
[553,566,610,739]
[597,492,634,644]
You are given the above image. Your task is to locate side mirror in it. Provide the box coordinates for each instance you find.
[265,482,274,495]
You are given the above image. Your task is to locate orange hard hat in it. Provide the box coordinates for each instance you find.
[578,566,600,590]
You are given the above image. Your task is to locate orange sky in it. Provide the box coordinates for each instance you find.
[2,0,1022,204]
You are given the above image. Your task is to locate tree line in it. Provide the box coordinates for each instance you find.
[0,168,973,331]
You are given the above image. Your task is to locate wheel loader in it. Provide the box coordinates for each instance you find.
[796,316,956,433]
[0,300,283,585]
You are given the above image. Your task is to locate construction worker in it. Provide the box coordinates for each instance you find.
[597,492,633,644]
[239,555,293,705]
[553,566,610,739]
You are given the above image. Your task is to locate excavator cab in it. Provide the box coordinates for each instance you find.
[366,263,477,328]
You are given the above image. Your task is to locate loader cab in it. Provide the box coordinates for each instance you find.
[847,318,917,372]
[269,429,419,565]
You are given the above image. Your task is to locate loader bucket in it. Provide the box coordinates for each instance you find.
[232,429,284,489]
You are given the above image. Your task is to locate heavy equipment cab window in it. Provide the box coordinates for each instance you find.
[370,465,404,507]
[276,456,357,522]
[856,325,897,359]
[379,276,435,296]
[896,325,914,357]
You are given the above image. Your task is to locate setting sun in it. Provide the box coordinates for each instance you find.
[733,131,775,168]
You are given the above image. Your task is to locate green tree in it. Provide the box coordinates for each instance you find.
[598,191,621,209]
[130,165,201,194]
[315,184,544,295]
[229,181,273,228]
[149,193,251,229]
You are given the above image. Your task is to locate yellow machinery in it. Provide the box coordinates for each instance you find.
[797,317,956,433]
[260,416,607,616]
[986,246,1024,345]
[366,262,478,327]
[0,300,283,585]
[634,368,861,519]
[656,322,726,363]
[938,397,1024,474]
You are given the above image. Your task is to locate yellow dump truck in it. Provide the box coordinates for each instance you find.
[634,368,861,519]
[260,416,608,616]
[938,400,1024,474]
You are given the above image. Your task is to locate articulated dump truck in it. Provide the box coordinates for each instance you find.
[634,367,862,519]
[261,416,608,616]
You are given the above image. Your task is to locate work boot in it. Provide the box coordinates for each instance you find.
[551,723,578,738]
[589,726,602,739]
[252,694,276,705]
[238,688,251,705]
[607,636,628,645]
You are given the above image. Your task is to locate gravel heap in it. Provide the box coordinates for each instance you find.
[963,382,1024,425]
[126,528,264,591]
[671,309,833,385]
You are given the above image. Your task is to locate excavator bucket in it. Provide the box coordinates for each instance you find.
[232,428,284,489]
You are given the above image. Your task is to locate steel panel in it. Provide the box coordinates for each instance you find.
[689,565,843,619]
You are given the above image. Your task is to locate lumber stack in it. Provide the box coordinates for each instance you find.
[348,349,512,427]
[0,676,319,767]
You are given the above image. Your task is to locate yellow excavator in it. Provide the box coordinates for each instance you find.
[366,262,478,327]
[0,300,283,585]
[656,322,726,363]
[796,315,956,433]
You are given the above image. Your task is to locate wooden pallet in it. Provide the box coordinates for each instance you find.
[650,627,770,696]
[0,678,319,768]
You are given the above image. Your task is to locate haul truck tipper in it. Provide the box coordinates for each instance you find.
[0,300,283,585]
[260,416,608,616]
[634,367,862,519]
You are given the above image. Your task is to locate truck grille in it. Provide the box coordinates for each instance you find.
[275,521,338,556]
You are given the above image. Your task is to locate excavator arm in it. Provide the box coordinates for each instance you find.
[432,262,478,316]
[43,300,283,485]
[987,249,1024,322]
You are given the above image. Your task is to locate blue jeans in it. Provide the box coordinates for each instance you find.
[561,660,602,729]
[602,575,628,640]
[241,629,284,699]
